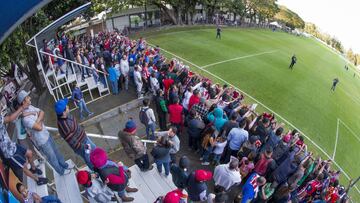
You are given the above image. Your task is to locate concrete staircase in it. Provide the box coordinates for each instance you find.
[126,163,177,203]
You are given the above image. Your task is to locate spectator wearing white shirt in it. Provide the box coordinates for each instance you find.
[120,54,130,90]
[213,157,241,191]
[149,72,160,96]
[134,65,143,98]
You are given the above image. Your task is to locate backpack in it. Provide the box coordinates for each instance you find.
[139,108,150,125]
[254,153,273,176]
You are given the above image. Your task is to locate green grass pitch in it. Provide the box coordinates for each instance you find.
[137,27,360,201]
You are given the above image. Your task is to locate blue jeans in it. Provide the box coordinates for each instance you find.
[213,153,221,165]
[74,137,96,170]
[146,123,156,140]
[39,137,68,175]
[42,195,61,203]
[117,166,129,197]
[99,73,107,88]
[155,159,170,176]
[110,80,119,94]
[201,147,213,162]
[77,99,91,119]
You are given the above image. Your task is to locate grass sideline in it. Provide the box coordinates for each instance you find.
[135,27,360,201]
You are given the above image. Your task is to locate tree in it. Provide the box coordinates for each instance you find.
[0,1,92,92]
[275,5,304,29]
[346,49,356,64]
[0,10,50,92]
[224,0,245,22]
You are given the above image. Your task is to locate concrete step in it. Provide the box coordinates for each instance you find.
[129,163,177,202]
[53,160,82,203]
[26,160,48,197]
[127,177,148,203]
[128,165,156,202]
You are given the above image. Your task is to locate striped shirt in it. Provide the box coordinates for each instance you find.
[57,114,86,150]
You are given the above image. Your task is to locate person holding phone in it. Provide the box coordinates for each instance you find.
[55,98,97,169]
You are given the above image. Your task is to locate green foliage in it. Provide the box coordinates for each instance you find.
[274,5,304,29]
[304,22,344,54]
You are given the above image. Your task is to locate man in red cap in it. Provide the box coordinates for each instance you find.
[90,147,138,202]
[76,170,114,203]
[187,169,213,202]
[154,189,188,203]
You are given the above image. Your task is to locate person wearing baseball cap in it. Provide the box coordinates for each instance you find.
[187,169,213,201]
[89,148,138,202]
[20,91,70,176]
[76,170,114,202]
[0,94,48,185]
[118,118,153,171]
[55,98,97,170]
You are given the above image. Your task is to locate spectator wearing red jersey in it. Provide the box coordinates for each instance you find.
[168,98,184,134]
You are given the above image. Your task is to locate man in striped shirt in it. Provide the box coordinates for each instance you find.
[55,98,96,169]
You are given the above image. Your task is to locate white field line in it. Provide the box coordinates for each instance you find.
[333,118,340,160]
[201,50,278,69]
[339,119,360,142]
[149,43,360,195]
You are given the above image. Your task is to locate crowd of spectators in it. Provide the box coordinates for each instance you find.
[0,29,356,203]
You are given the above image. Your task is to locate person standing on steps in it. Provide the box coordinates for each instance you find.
[0,96,48,185]
[118,118,153,171]
[289,54,297,69]
[139,99,156,140]
[331,78,339,91]
[55,98,97,170]
[155,126,180,164]
[19,91,71,176]
[155,89,168,131]
[90,147,138,202]
[151,136,172,177]
[71,84,94,120]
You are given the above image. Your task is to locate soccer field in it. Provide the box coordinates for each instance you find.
[141,27,360,200]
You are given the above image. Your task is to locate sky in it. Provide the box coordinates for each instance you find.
[277,0,360,53]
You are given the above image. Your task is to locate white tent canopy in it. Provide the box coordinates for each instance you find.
[270,21,282,28]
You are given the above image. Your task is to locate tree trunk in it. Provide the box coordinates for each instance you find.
[153,2,177,24]
[16,51,45,93]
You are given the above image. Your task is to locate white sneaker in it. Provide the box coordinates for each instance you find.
[199,157,203,161]
[201,162,210,166]
[62,169,72,175]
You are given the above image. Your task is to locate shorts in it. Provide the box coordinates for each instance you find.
[7,144,27,170]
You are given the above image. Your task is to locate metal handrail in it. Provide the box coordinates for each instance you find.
[45,126,118,140]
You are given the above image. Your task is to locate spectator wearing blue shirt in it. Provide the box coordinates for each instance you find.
[224,119,248,163]
[107,63,120,95]
[71,85,94,120]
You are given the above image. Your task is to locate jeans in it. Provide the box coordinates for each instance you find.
[74,137,96,170]
[157,112,167,131]
[81,66,90,80]
[188,136,200,151]
[223,146,239,164]
[146,123,156,140]
[119,75,129,90]
[117,166,130,197]
[42,195,62,203]
[39,137,68,175]
[134,154,150,170]
[155,159,170,176]
[213,154,221,165]
[110,80,119,94]
[171,123,182,134]
[77,99,91,119]
[99,73,107,88]
[170,153,176,164]
[201,147,212,162]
